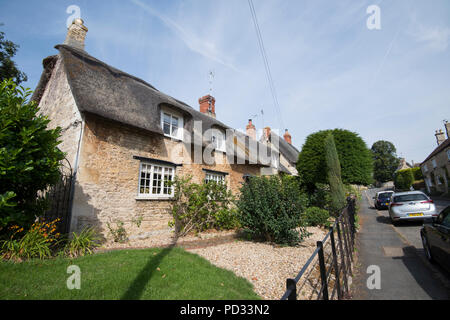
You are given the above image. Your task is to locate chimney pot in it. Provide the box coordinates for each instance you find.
[246,119,256,140]
[435,128,446,146]
[283,129,292,144]
[262,127,271,142]
[64,18,88,50]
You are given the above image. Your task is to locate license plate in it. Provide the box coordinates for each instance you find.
[409,213,424,217]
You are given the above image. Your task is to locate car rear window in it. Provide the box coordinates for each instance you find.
[393,194,428,202]
[379,193,392,199]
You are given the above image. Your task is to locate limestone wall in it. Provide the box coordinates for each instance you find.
[37,56,83,172]
[71,115,261,240]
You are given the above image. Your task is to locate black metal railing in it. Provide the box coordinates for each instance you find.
[281,198,357,300]
[43,159,74,234]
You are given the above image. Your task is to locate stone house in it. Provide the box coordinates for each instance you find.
[396,158,413,171]
[31,19,297,239]
[244,120,299,176]
[421,122,450,194]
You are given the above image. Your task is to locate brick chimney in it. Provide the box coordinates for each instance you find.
[283,129,292,144]
[246,119,256,140]
[64,18,88,50]
[435,129,445,146]
[199,95,216,118]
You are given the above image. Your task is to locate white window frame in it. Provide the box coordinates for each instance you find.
[211,129,226,152]
[205,172,226,184]
[161,109,184,141]
[137,162,175,199]
[431,159,437,168]
[437,175,442,185]
[423,164,428,172]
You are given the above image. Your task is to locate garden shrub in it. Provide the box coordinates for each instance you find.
[0,79,65,232]
[237,175,309,246]
[106,219,128,243]
[411,167,424,180]
[302,207,331,227]
[63,227,100,258]
[170,175,238,237]
[394,169,414,191]
[308,183,332,210]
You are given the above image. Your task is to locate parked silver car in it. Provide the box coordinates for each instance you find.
[388,191,438,225]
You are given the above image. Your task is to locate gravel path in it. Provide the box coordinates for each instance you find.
[99,227,327,300]
[188,227,327,300]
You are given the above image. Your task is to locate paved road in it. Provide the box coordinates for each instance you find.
[352,189,450,300]
[366,189,450,252]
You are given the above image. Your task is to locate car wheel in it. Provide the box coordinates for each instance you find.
[421,233,434,263]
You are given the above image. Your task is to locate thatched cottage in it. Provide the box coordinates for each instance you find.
[32,19,299,238]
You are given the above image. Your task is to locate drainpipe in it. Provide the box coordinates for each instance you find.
[65,116,85,234]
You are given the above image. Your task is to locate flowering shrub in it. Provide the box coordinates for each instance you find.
[0,218,61,261]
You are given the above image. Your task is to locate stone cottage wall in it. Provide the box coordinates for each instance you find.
[71,114,260,240]
[36,56,83,171]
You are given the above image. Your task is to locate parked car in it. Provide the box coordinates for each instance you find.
[420,206,450,272]
[373,191,394,210]
[388,191,438,225]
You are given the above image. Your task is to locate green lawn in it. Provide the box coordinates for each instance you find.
[0,247,260,300]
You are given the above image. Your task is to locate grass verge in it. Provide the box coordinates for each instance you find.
[0,247,260,300]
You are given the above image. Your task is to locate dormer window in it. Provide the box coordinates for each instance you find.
[211,129,226,152]
[161,109,183,140]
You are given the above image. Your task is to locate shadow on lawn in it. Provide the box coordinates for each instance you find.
[120,235,179,300]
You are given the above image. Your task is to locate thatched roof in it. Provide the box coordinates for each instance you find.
[264,131,299,165]
[33,44,271,166]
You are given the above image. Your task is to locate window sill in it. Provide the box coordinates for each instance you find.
[136,196,175,201]
[163,134,183,142]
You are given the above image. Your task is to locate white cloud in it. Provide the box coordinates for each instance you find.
[411,24,450,52]
[130,0,238,71]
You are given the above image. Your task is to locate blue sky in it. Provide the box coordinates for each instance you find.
[1,0,449,163]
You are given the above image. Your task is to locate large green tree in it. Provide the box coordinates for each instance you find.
[0,79,64,231]
[371,140,399,183]
[0,24,27,85]
[297,129,373,190]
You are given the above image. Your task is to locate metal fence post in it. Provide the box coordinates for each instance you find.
[286,278,297,300]
[329,226,342,300]
[341,212,353,274]
[347,197,356,244]
[317,241,329,300]
[336,218,349,295]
